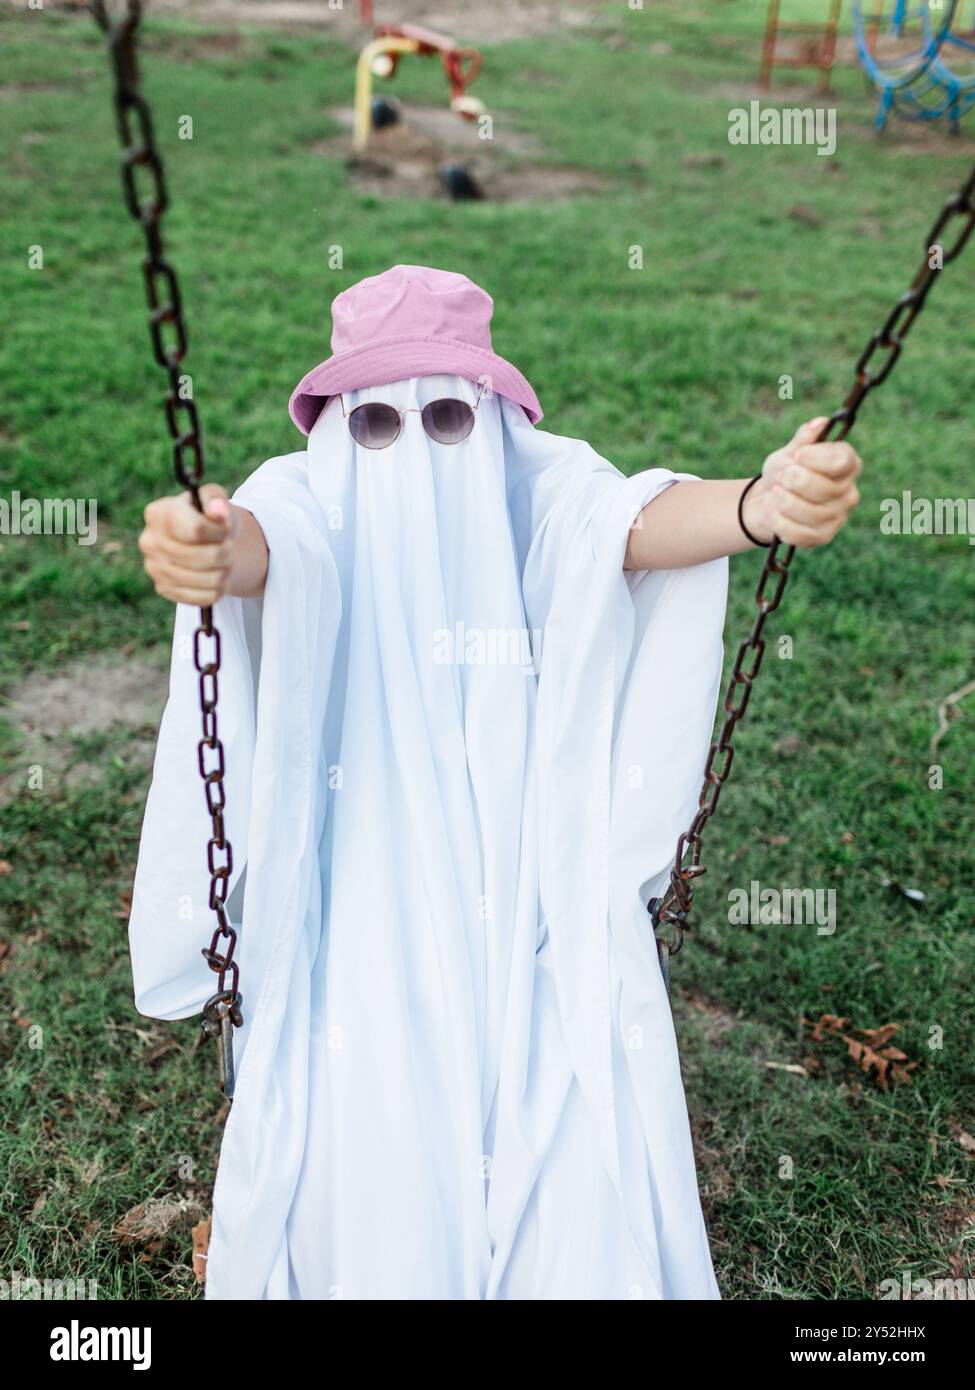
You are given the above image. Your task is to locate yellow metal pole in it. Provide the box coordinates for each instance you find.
[354,37,421,151]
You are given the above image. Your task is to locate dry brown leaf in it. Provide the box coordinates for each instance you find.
[804,1015,919,1090]
[890,1062,919,1086]
[805,1013,849,1044]
[860,1024,900,1049]
[192,1215,211,1286]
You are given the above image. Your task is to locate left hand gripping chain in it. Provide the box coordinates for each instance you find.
[91,0,243,1097]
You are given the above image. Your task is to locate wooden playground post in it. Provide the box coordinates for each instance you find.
[760,0,844,94]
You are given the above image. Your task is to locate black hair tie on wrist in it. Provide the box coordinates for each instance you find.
[738,474,771,548]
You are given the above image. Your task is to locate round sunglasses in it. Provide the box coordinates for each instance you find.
[338,384,487,450]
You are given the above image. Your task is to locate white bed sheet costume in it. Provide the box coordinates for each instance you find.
[129,271,729,1302]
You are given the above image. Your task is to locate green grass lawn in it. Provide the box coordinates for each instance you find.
[1,0,973,1299]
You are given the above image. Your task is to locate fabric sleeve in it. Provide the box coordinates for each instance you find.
[127,452,332,1020]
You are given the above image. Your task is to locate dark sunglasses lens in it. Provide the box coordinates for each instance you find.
[421,398,475,445]
[348,403,401,449]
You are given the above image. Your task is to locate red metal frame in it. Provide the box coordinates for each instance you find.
[759,0,844,93]
[373,23,483,110]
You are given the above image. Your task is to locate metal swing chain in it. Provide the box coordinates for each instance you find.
[89,6,975,1000]
[650,158,975,960]
[90,0,242,1095]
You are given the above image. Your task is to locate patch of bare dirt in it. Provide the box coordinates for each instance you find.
[693,1133,735,1207]
[319,116,609,203]
[0,651,169,799]
[842,114,975,154]
[0,76,98,99]
[71,0,617,42]
[331,102,538,155]
[699,79,975,155]
[680,989,739,1044]
[4,652,168,742]
[142,29,245,59]
[709,78,854,107]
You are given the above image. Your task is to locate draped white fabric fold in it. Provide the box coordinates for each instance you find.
[128,378,727,1300]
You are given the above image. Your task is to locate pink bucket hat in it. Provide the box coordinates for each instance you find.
[288,264,543,435]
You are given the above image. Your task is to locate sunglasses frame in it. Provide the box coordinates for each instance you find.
[337,382,488,450]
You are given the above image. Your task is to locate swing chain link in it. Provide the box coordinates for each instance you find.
[650,159,975,958]
[91,0,243,1087]
[86,4,975,984]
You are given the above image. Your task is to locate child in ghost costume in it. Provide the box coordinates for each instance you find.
[132,265,861,1301]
